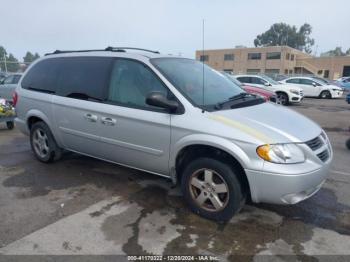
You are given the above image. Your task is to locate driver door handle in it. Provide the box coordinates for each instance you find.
[84,113,98,122]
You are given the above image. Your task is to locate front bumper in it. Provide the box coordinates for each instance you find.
[14,117,29,135]
[289,95,303,103]
[331,90,343,98]
[245,161,331,204]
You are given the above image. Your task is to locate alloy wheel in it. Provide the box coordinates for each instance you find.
[189,168,229,212]
[32,128,50,158]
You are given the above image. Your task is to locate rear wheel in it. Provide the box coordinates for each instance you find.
[320,90,332,99]
[346,139,350,150]
[6,121,14,130]
[30,121,62,163]
[181,157,245,222]
[276,92,289,106]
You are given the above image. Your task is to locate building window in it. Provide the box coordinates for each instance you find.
[248,53,261,60]
[289,70,293,74]
[223,69,233,73]
[265,69,280,74]
[224,54,234,61]
[247,69,261,74]
[317,70,323,75]
[286,53,290,60]
[199,55,209,62]
[324,70,329,78]
[285,69,288,74]
[266,52,281,60]
[291,54,295,61]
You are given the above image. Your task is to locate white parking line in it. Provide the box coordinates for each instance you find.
[331,170,350,176]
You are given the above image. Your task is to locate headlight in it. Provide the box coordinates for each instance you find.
[256,144,305,164]
[290,89,300,95]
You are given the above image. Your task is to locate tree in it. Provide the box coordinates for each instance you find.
[254,23,315,53]
[0,46,7,72]
[23,51,40,63]
[6,54,20,72]
[321,47,350,57]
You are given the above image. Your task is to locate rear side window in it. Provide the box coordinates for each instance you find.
[251,77,267,85]
[22,59,61,93]
[300,79,317,86]
[237,77,251,83]
[56,57,113,101]
[286,78,300,84]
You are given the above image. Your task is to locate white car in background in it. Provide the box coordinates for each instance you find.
[234,75,303,106]
[280,76,343,99]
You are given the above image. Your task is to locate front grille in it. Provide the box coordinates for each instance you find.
[300,90,304,97]
[317,150,329,162]
[305,136,324,151]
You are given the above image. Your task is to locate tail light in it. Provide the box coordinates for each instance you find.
[13,91,18,107]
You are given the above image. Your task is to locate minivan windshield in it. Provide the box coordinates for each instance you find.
[151,58,263,110]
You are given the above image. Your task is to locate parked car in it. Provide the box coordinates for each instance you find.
[281,76,343,99]
[335,77,350,91]
[346,93,350,103]
[221,72,278,103]
[234,74,303,106]
[0,72,8,83]
[15,47,333,221]
[0,73,23,102]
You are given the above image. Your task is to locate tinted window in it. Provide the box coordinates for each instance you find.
[56,57,112,101]
[22,59,61,93]
[237,77,251,83]
[251,77,267,85]
[300,79,317,86]
[108,59,170,110]
[286,78,300,84]
[13,75,21,84]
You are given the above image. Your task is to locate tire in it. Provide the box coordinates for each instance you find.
[320,90,331,99]
[346,139,350,150]
[30,121,62,163]
[276,92,289,106]
[181,157,245,222]
[6,121,14,130]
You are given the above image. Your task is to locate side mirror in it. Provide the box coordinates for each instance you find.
[264,82,270,87]
[312,82,317,87]
[146,92,179,112]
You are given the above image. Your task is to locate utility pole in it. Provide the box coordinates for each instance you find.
[3,54,7,73]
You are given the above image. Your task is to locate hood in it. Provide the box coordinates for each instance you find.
[272,83,302,92]
[211,102,321,144]
[328,85,342,90]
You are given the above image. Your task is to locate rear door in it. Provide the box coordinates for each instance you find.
[95,58,172,175]
[52,56,113,157]
[299,78,319,96]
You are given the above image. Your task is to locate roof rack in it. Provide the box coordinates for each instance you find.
[45,46,159,56]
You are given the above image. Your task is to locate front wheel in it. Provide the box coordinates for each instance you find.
[181,157,245,222]
[276,92,289,106]
[320,90,332,99]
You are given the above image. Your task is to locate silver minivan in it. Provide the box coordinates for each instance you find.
[15,47,332,221]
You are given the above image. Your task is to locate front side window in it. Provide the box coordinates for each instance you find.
[251,77,267,85]
[286,78,300,84]
[108,59,170,110]
[248,53,261,60]
[237,77,251,83]
[300,79,317,86]
[151,58,245,108]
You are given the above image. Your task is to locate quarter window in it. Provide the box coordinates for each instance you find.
[108,59,170,110]
[21,59,62,93]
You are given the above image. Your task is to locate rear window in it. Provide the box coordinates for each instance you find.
[22,59,61,93]
[56,57,113,101]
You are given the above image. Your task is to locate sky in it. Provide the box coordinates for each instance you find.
[1,0,349,61]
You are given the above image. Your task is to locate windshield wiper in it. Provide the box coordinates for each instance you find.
[215,92,254,109]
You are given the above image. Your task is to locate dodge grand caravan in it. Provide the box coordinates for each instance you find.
[15,47,333,221]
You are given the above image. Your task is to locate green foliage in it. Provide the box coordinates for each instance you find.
[254,23,315,53]
[23,51,40,63]
[321,47,350,57]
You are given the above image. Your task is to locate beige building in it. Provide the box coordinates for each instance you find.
[195,46,350,80]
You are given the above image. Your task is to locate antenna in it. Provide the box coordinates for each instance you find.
[202,19,205,112]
